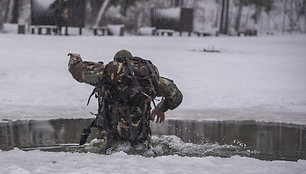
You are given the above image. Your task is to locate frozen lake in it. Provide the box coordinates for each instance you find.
[0,32,306,173]
[0,33,306,124]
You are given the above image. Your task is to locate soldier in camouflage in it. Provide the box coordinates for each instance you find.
[68,50,183,148]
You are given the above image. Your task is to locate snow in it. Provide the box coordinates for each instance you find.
[0,31,306,124]
[33,0,54,9]
[1,32,306,124]
[0,149,305,174]
[1,26,306,174]
[138,27,156,35]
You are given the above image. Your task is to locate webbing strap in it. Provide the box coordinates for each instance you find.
[125,102,133,141]
[125,57,141,89]
[145,60,159,86]
[145,60,159,96]
[87,87,98,106]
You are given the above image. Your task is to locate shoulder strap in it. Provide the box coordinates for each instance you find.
[145,60,159,84]
[125,57,142,90]
[87,87,98,106]
[145,60,159,96]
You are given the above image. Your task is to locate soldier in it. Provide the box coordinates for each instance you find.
[68,50,182,150]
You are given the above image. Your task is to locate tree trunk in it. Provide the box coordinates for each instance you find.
[224,0,229,34]
[282,0,287,32]
[11,0,19,23]
[254,5,262,24]
[304,0,306,32]
[4,0,14,23]
[220,0,225,33]
[214,4,220,28]
[18,0,31,24]
[235,1,243,31]
[94,0,110,27]
[4,0,10,22]
[0,0,6,31]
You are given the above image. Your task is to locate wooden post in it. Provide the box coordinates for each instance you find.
[94,28,97,35]
[53,28,58,34]
[119,27,124,36]
[18,24,25,34]
[46,28,51,35]
[65,26,68,36]
[79,27,82,35]
[38,28,42,34]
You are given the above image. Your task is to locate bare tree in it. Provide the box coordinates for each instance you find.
[93,0,143,27]
[0,0,9,31]
[94,0,110,27]
[234,0,244,31]
[11,0,20,24]
[220,0,230,34]
[283,0,306,32]
[295,0,306,32]
[18,0,31,24]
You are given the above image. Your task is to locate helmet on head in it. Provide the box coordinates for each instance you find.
[114,50,133,60]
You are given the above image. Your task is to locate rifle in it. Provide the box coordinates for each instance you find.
[79,87,107,145]
[79,120,94,145]
[79,112,107,145]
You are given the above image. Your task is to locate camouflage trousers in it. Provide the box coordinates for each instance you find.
[97,100,152,145]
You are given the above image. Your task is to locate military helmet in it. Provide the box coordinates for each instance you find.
[114,50,133,60]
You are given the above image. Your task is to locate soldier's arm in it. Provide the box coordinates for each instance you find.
[156,77,183,112]
[68,53,104,87]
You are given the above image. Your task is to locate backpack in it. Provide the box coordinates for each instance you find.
[80,57,160,146]
[105,56,159,104]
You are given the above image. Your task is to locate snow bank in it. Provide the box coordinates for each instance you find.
[0,149,305,174]
[138,27,156,35]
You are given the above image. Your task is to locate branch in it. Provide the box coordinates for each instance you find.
[94,0,110,27]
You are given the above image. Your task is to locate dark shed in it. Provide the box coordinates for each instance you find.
[151,7,193,32]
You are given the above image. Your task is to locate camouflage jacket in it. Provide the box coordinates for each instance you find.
[68,53,183,142]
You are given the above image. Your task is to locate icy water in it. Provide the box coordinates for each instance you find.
[0,119,305,161]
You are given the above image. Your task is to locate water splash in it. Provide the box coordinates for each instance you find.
[150,135,254,158]
[34,135,256,158]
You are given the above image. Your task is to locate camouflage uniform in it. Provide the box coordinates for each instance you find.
[68,51,183,145]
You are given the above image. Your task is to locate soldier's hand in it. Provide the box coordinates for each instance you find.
[68,53,81,58]
[152,107,165,123]
[68,53,82,66]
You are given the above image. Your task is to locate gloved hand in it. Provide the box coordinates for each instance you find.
[152,107,165,123]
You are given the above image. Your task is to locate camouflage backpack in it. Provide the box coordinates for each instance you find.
[105,57,159,104]
[79,55,160,146]
[102,56,160,144]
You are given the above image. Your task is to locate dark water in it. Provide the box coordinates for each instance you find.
[0,118,305,161]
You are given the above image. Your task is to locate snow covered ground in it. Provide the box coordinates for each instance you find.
[0,148,305,174]
[1,26,306,173]
[0,31,306,124]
